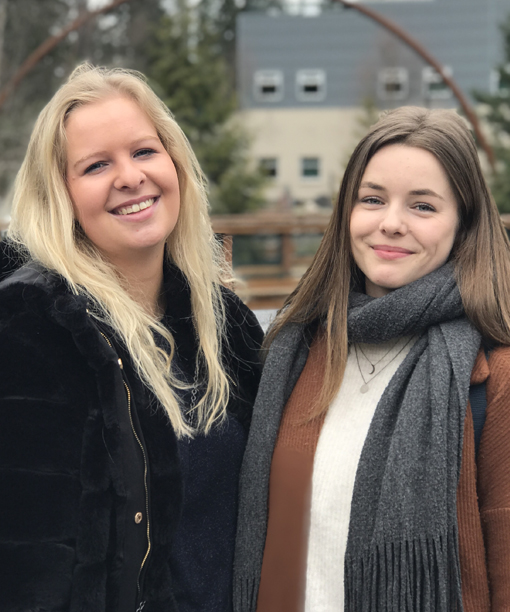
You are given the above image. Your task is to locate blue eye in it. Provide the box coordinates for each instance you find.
[84,161,106,174]
[362,196,383,205]
[415,203,435,212]
[134,148,156,158]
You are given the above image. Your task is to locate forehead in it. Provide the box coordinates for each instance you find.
[363,144,445,176]
[65,96,157,155]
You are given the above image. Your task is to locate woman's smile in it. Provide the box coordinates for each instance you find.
[371,245,414,260]
[111,195,159,216]
[350,144,459,297]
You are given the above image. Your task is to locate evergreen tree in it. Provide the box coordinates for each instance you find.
[147,2,266,214]
[0,0,268,213]
[0,0,164,201]
[215,0,284,84]
[474,14,510,213]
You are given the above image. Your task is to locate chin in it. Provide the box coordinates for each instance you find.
[365,275,407,297]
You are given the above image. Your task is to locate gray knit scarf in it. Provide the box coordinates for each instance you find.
[344,264,480,611]
[233,264,481,612]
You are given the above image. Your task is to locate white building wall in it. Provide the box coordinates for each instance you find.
[240,107,362,204]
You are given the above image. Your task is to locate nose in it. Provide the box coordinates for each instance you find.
[379,203,407,235]
[113,159,146,191]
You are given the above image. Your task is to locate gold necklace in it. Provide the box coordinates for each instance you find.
[354,337,414,393]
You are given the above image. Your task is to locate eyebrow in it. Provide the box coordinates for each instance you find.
[359,182,445,200]
[72,136,161,169]
[360,181,384,191]
[409,188,445,200]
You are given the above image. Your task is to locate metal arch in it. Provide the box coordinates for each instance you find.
[334,0,496,171]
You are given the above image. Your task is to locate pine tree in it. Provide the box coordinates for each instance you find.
[147,2,266,214]
[474,14,510,213]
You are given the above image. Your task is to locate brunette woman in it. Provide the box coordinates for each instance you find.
[234,107,510,612]
[0,64,262,612]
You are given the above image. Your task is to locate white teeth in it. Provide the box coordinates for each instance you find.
[115,198,155,216]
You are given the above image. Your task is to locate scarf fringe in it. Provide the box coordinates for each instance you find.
[233,576,259,612]
[344,527,463,612]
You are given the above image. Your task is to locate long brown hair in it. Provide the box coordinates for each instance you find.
[267,106,510,416]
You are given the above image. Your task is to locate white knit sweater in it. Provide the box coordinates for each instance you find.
[305,336,415,612]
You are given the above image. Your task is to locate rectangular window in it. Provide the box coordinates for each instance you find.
[259,157,278,178]
[422,66,452,100]
[295,69,326,102]
[253,70,284,102]
[377,67,409,101]
[301,157,320,178]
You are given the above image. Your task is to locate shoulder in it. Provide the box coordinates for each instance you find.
[0,238,26,281]
[475,345,510,595]
[0,265,101,414]
[0,263,88,332]
[485,345,510,399]
[0,263,111,376]
[479,344,510,448]
[0,263,67,327]
[0,261,69,304]
[487,344,510,372]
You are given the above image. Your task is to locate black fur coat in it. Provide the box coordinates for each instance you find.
[0,263,263,612]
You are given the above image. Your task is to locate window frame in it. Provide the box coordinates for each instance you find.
[377,67,409,101]
[301,157,320,179]
[259,157,278,178]
[422,66,452,100]
[295,69,327,102]
[253,70,284,103]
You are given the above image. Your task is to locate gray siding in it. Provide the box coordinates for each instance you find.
[237,0,510,109]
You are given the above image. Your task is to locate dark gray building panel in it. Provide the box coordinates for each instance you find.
[238,0,510,109]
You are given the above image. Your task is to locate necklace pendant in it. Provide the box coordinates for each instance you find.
[367,364,375,375]
[360,384,370,393]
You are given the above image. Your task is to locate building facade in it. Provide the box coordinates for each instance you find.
[236,0,510,205]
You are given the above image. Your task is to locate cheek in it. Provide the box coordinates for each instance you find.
[424,226,457,267]
[349,209,362,242]
[349,210,370,252]
[68,181,101,224]
[67,178,85,218]
[68,194,98,237]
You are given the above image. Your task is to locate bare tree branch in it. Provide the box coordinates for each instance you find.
[0,0,131,112]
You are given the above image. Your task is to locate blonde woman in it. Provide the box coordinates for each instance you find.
[0,64,262,612]
[235,107,510,612]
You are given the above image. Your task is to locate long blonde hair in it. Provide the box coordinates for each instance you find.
[9,63,230,437]
[267,106,510,416]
